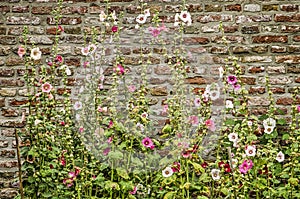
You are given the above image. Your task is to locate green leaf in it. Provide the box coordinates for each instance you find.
[107,150,123,160]
[189,161,204,173]
[116,168,129,179]
[224,119,235,126]
[163,192,175,199]
[282,134,290,140]
[277,118,286,125]
[42,192,52,198]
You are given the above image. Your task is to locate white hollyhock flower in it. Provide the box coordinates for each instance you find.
[174,13,180,26]
[231,158,238,168]
[81,46,89,56]
[30,47,42,60]
[226,100,233,109]
[211,169,220,180]
[228,133,238,143]
[205,83,220,101]
[162,166,173,178]
[65,67,71,76]
[179,11,191,23]
[74,101,82,110]
[219,67,224,78]
[245,145,256,157]
[136,14,147,24]
[99,10,107,22]
[263,118,276,134]
[276,151,285,162]
[34,119,42,126]
[144,9,150,17]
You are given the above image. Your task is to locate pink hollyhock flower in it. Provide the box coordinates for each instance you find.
[63,178,74,187]
[75,167,80,176]
[41,82,52,93]
[113,64,125,75]
[201,162,208,168]
[233,84,241,91]
[205,119,216,131]
[182,150,191,158]
[194,98,201,107]
[55,55,63,63]
[112,26,118,33]
[83,61,90,68]
[142,137,155,149]
[297,105,300,113]
[107,137,113,143]
[128,85,136,92]
[61,156,66,166]
[60,121,65,126]
[239,159,253,174]
[108,120,113,128]
[18,46,26,58]
[189,115,199,126]
[129,186,137,195]
[148,26,161,37]
[227,75,237,85]
[79,126,84,133]
[103,147,110,156]
[162,104,168,113]
[81,47,89,56]
[68,171,76,179]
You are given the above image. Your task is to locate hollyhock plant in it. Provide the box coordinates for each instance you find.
[144,8,150,17]
[113,64,125,75]
[162,166,173,178]
[30,47,42,60]
[81,46,89,56]
[88,44,97,54]
[211,169,220,180]
[225,100,233,109]
[297,105,300,112]
[239,159,253,174]
[41,82,53,93]
[276,151,285,162]
[111,26,118,33]
[142,137,154,149]
[245,145,256,157]
[18,46,26,58]
[233,84,241,91]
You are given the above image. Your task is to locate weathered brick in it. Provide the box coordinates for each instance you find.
[274,14,300,22]
[185,76,206,84]
[241,77,256,85]
[0,141,8,148]
[281,25,300,33]
[0,150,15,158]
[150,86,168,96]
[236,15,271,23]
[223,25,239,33]
[295,77,300,83]
[1,108,19,117]
[150,78,167,85]
[275,55,300,63]
[0,161,18,168]
[280,4,299,12]
[241,56,272,63]
[210,47,228,54]
[5,56,24,66]
[269,76,292,84]
[0,6,10,13]
[252,46,268,53]
[0,98,4,107]
[253,36,288,43]
[47,17,82,25]
[0,88,17,97]
[12,5,29,12]
[244,4,260,12]
[183,37,210,45]
[201,25,219,33]
[0,27,6,35]
[248,66,265,73]
[248,97,270,106]
[225,4,241,12]
[0,79,24,87]
[0,36,17,45]
[276,97,293,105]
[0,188,18,199]
[232,46,249,54]
[61,6,88,15]
[64,27,82,34]
[288,46,300,53]
[270,87,285,94]
[271,46,286,53]
[6,16,41,25]
[154,66,171,75]
[197,15,232,23]
[212,36,244,44]
[294,36,300,42]
[0,47,10,56]
[187,4,202,12]
[8,26,44,35]
[1,128,15,137]
[287,66,300,73]
[262,4,279,11]
[249,87,265,94]
[241,26,259,34]
[204,5,222,12]
[164,5,181,13]
[267,66,286,74]
[0,120,25,128]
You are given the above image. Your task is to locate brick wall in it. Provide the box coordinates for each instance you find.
[0,0,299,198]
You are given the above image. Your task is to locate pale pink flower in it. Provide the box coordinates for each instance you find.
[144,9,150,17]
[136,14,147,24]
[189,115,199,126]
[128,85,136,92]
[162,166,173,178]
[103,147,110,156]
[58,25,64,32]
[74,101,82,110]
[148,26,161,37]
[79,126,84,133]
[205,119,216,131]
[18,46,26,58]
[179,10,192,24]
[245,145,256,157]
[297,105,300,112]
[194,98,201,107]
[107,137,113,143]
[129,186,137,195]
[88,44,97,54]
[141,112,148,119]
[41,82,52,93]
[83,61,90,68]
[162,104,168,113]
[55,55,63,63]
[276,151,284,162]
[81,47,89,56]
[233,84,241,91]
[211,169,220,180]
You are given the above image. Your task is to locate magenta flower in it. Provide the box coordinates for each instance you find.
[239,160,253,174]
[63,178,74,187]
[58,25,64,32]
[18,46,26,58]
[233,84,241,91]
[108,120,113,128]
[55,55,63,64]
[129,186,137,195]
[107,137,113,143]
[182,150,191,159]
[227,75,237,85]
[142,137,155,149]
[172,162,181,172]
[103,147,110,156]
[297,105,300,112]
[205,119,216,131]
[162,104,168,113]
[112,26,118,33]
[148,27,161,37]
[114,64,125,75]
[194,98,201,107]
[189,115,199,126]
[41,82,53,93]
[83,61,90,68]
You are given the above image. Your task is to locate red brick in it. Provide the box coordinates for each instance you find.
[47,17,82,25]
[262,4,279,11]
[276,97,293,105]
[281,25,300,33]
[241,77,256,85]
[248,66,265,73]
[150,86,168,96]
[274,14,300,22]
[225,4,242,12]
[249,87,265,94]
[270,87,285,94]
[185,76,206,84]
[12,5,29,12]
[0,6,10,13]
[183,37,210,45]
[280,4,299,12]
[295,77,300,83]
[0,79,24,87]
[197,15,232,23]
[9,99,28,106]
[294,35,300,42]
[276,55,300,63]
[61,6,88,15]
[204,5,222,12]
[253,36,288,43]
[0,69,14,77]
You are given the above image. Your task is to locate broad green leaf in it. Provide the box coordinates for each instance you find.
[163,192,175,199]
[282,134,290,140]
[116,168,129,179]
[107,150,123,160]
[224,119,235,126]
